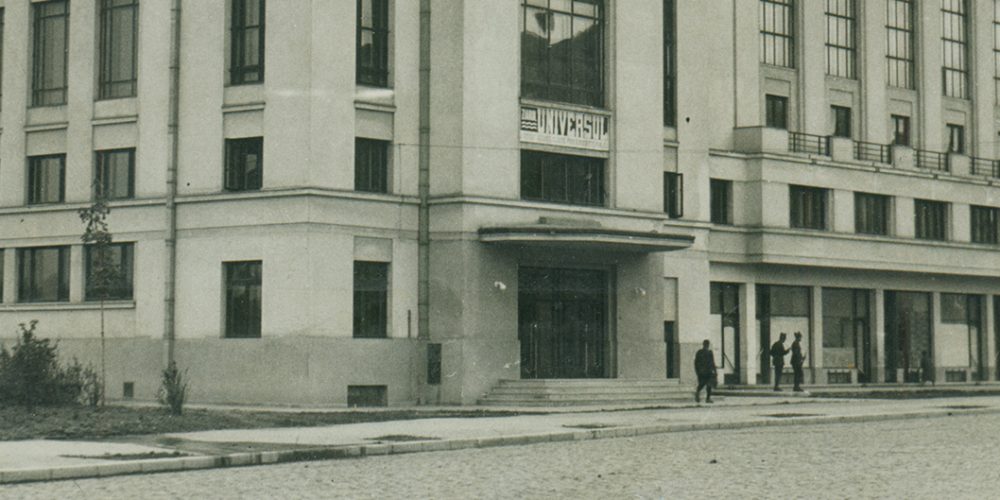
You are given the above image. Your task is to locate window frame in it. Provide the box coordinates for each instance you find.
[971,205,999,245]
[832,105,852,138]
[357,0,390,87]
[520,150,605,207]
[229,0,265,86]
[710,178,733,225]
[663,0,676,127]
[825,0,856,79]
[760,0,795,68]
[789,185,828,230]
[914,199,949,241]
[353,261,389,339]
[84,242,134,301]
[854,192,891,236]
[94,148,136,200]
[355,137,389,194]
[17,246,70,303]
[947,124,965,154]
[31,0,70,107]
[892,114,911,146]
[224,260,263,339]
[27,154,66,205]
[521,0,605,108]
[97,0,139,100]
[224,137,264,192]
[886,0,915,89]
[663,171,683,219]
[942,0,969,99]
[765,94,788,129]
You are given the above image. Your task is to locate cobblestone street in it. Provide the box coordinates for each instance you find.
[5,413,1000,499]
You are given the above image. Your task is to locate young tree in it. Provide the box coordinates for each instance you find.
[79,188,121,406]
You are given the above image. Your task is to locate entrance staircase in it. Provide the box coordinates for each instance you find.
[478,379,698,406]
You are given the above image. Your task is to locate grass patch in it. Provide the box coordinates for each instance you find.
[0,406,532,441]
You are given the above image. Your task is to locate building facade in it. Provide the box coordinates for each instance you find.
[0,0,999,406]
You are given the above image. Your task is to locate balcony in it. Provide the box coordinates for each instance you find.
[915,150,949,173]
[853,141,891,164]
[971,157,1000,179]
[788,132,830,156]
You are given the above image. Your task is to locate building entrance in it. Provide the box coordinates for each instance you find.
[885,291,932,383]
[518,267,609,379]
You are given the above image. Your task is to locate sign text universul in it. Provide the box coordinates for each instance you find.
[520,105,610,151]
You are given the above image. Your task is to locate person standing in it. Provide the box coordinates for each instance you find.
[694,339,717,403]
[791,332,806,392]
[770,333,789,391]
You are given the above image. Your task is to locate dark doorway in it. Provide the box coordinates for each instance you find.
[518,267,609,379]
[884,291,932,383]
[711,283,741,384]
[664,321,678,379]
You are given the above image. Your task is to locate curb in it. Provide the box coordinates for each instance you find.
[3,406,998,485]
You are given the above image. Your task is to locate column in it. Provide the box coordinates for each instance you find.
[810,286,824,384]
[931,291,944,382]
[832,190,854,233]
[917,0,943,150]
[69,246,85,303]
[740,282,758,385]
[798,0,826,135]
[2,250,16,304]
[860,0,888,141]
[970,0,997,157]
[985,295,997,381]
[874,289,886,383]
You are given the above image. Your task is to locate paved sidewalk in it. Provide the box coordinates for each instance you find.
[2,395,999,484]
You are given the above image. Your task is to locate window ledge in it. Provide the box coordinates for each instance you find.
[355,86,395,109]
[519,97,610,115]
[0,301,135,313]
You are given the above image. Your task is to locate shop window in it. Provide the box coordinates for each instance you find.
[28,155,66,205]
[765,95,788,129]
[32,0,69,106]
[789,185,827,230]
[18,246,70,303]
[225,137,263,191]
[95,149,135,200]
[230,0,265,85]
[971,205,999,245]
[663,172,683,218]
[98,0,138,99]
[224,261,262,338]
[855,192,890,236]
[85,243,134,301]
[710,179,732,225]
[914,199,948,241]
[822,288,870,371]
[354,261,388,339]
[357,0,390,87]
[355,138,389,193]
[761,0,795,68]
[521,0,604,107]
[521,150,604,207]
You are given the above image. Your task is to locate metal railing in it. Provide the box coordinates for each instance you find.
[971,157,1000,178]
[788,132,830,156]
[853,140,891,164]
[915,149,949,173]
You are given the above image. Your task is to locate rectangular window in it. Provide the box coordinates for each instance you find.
[663,172,683,219]
[825,0,856,79]
[32,0,69,106]
[915,199,948,241]
[790,185,827,230]
[761,0,794,68]
[354,261,388,339]
[765,94,788,129]
[855,192,890,235]
[224,261,262,338]
[84,242,134,301]
[942,0,969,99]
[224,137,263,191]
[98,0,138,99]
[971,205,999,244]
[521,0,604,107]
[821,288,870,371]
[663,0,676,127]
[17,246,69,303]
[357,0,389,87]
[1,8,5,102]
[892,115,911,146]
[427,343,442,385]
[27,154,66,205]
[95,148,135,200]
[355,138,389,193]
[0,249,3,302]
[710,179,732,225]
[230,0,265,85]
[832,105,851,138]
[521,150,604,207]
[886,0,915,89]
[947,124,965,154]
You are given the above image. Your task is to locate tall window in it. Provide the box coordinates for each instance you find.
[942,0,969,99]
[225,137,263,191]
[971,205,1000,244]
[947,124,965,154]
[855,192,890,236]
[765,94,788,129]
[886,0,915,89]
[521,0,604,107]
[357,0,389,87]
[790,185,827,230]
[825,0,856,78]
[354,261,388,339]
[892,115,911,146]
[710,179,732,225]
[18,247,69,303]
[224,261,262,338]
[995,0,1000,98]
[663,0,676,127]
[761,0,794,68]
[28,155,65,205]
[663,172,683,219]
[1,9,5,102]
[98,0,138,99]
[230,0,265,85]
[521,150,604,207]
[355,138,388,193]
[915,199,948,241]
[832,106,851,138]
[85,243,134,301]
[95,149,135,200]
[32,0,69,106]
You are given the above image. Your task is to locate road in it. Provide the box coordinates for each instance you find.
[4,412,999,499]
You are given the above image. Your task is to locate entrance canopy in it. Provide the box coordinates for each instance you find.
[479,224,694,253]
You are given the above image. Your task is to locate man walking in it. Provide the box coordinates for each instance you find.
[770,333,789,391]
[694,339,717,403]
[791,332,806,392]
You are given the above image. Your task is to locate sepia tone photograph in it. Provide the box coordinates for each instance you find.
[2,0,1000,498]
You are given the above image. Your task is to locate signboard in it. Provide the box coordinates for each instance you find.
[520,105,610,151]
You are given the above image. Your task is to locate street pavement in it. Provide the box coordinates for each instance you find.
[4,411,1000,499]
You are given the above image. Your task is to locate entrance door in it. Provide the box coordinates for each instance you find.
[518,267,608,379]
[884,291,932,383]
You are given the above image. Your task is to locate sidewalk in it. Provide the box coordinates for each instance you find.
[3,394,999,484]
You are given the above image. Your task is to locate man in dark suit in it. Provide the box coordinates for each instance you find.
[694,339,717,403]
[791,332,806,392]
[770,333,789,391]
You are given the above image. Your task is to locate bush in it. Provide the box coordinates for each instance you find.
[157,362,188,416]
[0,321,86,408]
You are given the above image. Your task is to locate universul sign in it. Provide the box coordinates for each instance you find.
[520,104,610,151]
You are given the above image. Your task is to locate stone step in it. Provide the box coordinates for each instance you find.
[478,378,699,406]
[495,379,681,388]
[482,390,692,400]
[477,397,700,407]
[487,386,692,396]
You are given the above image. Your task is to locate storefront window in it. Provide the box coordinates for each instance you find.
[939,293,984,379]
[756,285,810,384]
[822,289,871,378]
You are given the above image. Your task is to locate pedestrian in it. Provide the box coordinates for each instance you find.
[770,333,789,391]
[921,350,935,386]
[791,332,806,392]
[694,339,717,403]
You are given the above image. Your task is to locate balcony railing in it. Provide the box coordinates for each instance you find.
[853,141,891,164]
[916,149,949,173]
[971,157,1000,178]
[788,132,830,156]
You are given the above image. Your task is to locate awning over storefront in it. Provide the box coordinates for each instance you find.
[479,225,694,253]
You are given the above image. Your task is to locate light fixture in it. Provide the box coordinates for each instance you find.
[494,281,507,291]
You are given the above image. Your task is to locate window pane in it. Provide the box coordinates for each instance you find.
[357,0,389,87]
[355,138,389,193]
[96,149,135,200]
[521,0,604,106]
[225,261,262,338]
[231,0,265,85]
[18,247,69,302]
[85,243,134,300]
[521,150,604,207]
[354,261,388,338]
[225,138,263,191]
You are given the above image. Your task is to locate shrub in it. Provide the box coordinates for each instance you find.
[0,321,83,408]
[157,362,188,416]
